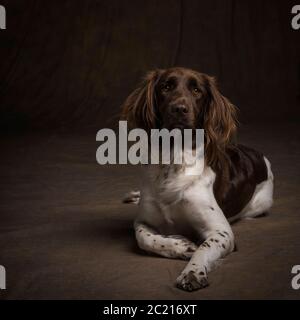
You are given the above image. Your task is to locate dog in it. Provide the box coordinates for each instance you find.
[121,67,274,291]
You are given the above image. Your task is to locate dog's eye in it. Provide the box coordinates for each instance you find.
[192,87,201,94]
[161,83,172,92]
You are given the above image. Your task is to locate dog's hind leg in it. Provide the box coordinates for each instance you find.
[236,157,274,220]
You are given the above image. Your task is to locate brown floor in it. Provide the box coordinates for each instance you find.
[0,123,299,300]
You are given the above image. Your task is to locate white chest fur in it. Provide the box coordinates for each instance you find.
[138,162,218,236]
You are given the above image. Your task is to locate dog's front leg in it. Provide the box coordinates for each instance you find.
[134,222,198,260]
[176,226,235,291]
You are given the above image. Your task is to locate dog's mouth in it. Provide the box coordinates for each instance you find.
[167,123,194,131]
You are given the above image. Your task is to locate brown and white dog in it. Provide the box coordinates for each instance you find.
[121,67,274,291]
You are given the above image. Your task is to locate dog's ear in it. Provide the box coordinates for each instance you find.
[121,70,163,132]
[203,75,237,166]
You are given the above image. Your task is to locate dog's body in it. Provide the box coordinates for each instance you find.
[121,67,274,291]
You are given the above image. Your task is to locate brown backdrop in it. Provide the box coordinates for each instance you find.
[0,0,299,131]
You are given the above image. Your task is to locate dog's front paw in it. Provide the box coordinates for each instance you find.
[176,270,209,291]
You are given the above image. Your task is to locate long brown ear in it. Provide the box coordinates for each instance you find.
[203,75,238,166]
[121,70,163,132]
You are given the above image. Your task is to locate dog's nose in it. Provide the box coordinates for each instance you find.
[171,104,188,115]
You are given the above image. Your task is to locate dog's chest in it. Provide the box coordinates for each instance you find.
[142,164,215,234]
[144,164,199,203]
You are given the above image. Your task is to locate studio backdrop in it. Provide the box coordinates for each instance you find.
[0,0,299,131]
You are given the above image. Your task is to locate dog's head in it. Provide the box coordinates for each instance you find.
[121,67,237,166]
